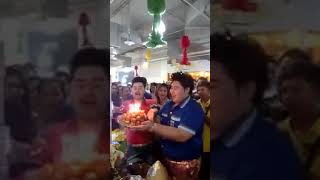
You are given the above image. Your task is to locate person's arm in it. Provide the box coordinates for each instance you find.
[150,122,193,142]
[134,108,197,142]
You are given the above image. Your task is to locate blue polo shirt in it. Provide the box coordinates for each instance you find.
[211,110,303,180]
[158,96,204,161]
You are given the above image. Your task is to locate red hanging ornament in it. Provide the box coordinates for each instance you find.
[78,12,92,47]
[180,35,190,65]
[222,0,239,10]
[134,65,139,76]
[222,0,257,12]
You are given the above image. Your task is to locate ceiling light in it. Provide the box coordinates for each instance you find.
[124,40,136,46]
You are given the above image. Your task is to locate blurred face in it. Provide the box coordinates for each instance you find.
[279,77,320,114]
[41,81,64,107]
[170,81,189,104]
[150,85,157,93]
[131,82,145,100]
[122,87,130,97]
[70,66,107,118]
[158,86,168,100]
[197,85,210,100]
[5,75,24,103]
[111,85,118,95]
[212,62,254,139]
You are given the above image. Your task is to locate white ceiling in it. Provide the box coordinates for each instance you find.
[214,0,320,33]
[110,0,210,67]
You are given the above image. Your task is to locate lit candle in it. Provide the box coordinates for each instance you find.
[129,103,141,113]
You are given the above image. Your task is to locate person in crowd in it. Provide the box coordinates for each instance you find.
[155,83,170,109]
[133,72,204,180]
[22,63,38,79]
[111,83,123,130]
[259,59,289,123]
[277,61,320,179]
[111,83,122,107]
[28,76,41,119]
[35,78,72,136]
[150,82,157,99]
[5,66,39,178]
[54,71,71,100]
[127,77,153,100]
[211,33,303,180]
[25,48,110,179]
[278,48,312,74]
[121,85,131,103]
[5,67,37,144]
[117,77,156,170]
[196,79,210,180]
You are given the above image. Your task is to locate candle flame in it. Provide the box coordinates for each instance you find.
[129,103,141,113]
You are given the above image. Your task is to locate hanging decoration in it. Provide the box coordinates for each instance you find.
[145,48,152,63]
[222,0,257,12]
[134,65,139,77]
[180,35,191,66]
[78,12,93,48]
[145,0,167,48]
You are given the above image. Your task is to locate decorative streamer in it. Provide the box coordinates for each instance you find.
[78,12,93,48]
[145,0,167,48]
[180,35,191,65]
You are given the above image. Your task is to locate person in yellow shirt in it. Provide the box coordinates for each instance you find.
[277,60,320,179]
[196,79,210,180]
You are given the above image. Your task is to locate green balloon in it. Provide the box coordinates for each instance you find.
[147,0,166,15]
[146,14,166,48]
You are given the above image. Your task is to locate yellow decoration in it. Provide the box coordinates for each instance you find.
[145,48,152,62]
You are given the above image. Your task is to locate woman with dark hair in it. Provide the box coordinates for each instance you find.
[5,66,38,178]
[5,67,36,143]
[155,83,170,109]
[111,83,121,107]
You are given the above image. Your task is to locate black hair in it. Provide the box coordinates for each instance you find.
[198,77,208,82]
[278,48,311,63]
[132,76,147,88]
[69,48,109,79]
[212,33,269,104]
[277,61,320,89]
[197,79,210,89]
[170,72,194,95]
[5,66,29,100]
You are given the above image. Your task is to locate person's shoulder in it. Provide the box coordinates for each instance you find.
[187,98,204,111]
[249,116,289,144]
[247,116,299,160]
[241,116,302,176]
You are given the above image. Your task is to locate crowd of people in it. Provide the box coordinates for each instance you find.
[111,73,211,179]
[212,33,320,180]
[5,32,320,180]
[5,48,110,179]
